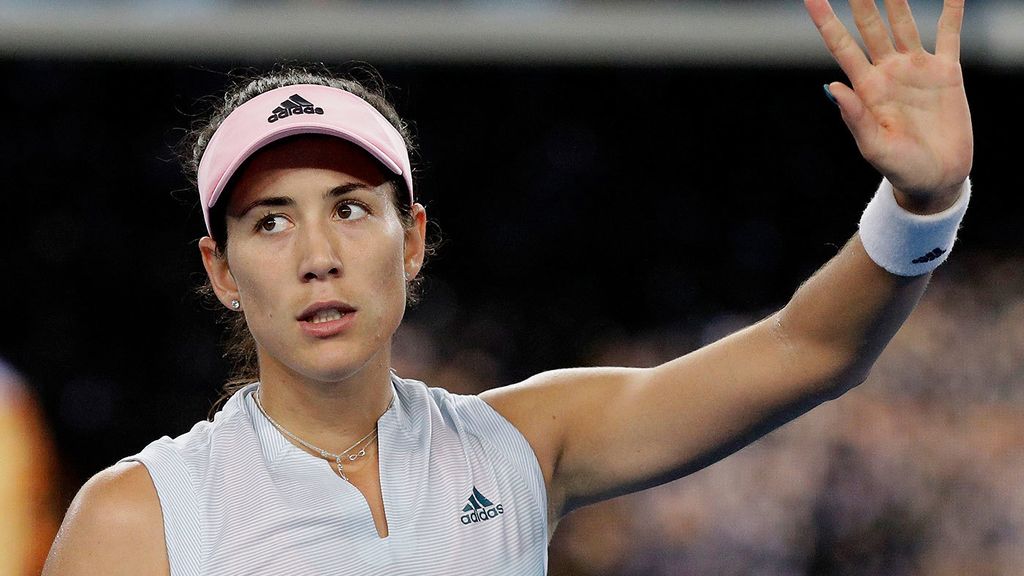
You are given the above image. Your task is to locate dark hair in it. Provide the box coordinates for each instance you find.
[182,64,433,415]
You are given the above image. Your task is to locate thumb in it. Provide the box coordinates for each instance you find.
[825,81,879,154]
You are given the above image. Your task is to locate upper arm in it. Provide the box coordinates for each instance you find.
[43,461,169,576]
[483,311,855,518]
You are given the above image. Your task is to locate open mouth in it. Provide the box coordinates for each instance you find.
[297,301,357,324]
[297,301,357,338]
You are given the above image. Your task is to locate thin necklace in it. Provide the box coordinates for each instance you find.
[253,388,393,481]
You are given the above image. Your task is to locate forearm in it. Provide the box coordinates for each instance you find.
[777,233,930,390]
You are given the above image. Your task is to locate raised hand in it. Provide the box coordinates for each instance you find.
[805,0,973,211]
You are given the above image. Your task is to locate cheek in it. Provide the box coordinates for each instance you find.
[367,220,409,287]
[233,265,292,359]
[357,233,409,331]
[228,249,285,325]
[367,239,409,306]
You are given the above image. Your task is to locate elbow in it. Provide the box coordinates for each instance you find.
[772,311,879,401]
[815,360,875,402]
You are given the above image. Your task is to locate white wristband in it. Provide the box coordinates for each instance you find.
[858,177,971,276]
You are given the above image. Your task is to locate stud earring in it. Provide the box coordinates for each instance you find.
[231,299,241,310]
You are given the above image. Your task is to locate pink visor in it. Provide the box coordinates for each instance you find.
[197,83,413,237]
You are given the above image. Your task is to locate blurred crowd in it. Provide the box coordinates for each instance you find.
[396,253,1024,576]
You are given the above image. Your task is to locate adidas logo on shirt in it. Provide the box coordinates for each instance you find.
[267,94,325,123]
[459,486,504,525]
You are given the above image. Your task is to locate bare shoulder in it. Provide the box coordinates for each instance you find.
[479,370,579,466]
[480,367,641,455]
[479,367,643,516]
[43,461,169,576]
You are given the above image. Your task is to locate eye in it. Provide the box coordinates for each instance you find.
[256,214,292,234]
[335,202,370,221]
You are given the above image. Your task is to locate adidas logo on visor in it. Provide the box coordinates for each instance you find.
[459,486,504,526]
[267,94,324,123]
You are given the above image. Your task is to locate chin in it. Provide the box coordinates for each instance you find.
[292,347,384,384]
[288,358,362,384]
[255,326,394,385]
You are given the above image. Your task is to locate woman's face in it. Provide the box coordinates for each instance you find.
[199,135,426,385]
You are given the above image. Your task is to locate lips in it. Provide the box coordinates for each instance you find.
[297,300,357,322]
[297,300,357,339]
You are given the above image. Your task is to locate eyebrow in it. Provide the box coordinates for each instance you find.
[233,182,376,219]
[327,182,376,199]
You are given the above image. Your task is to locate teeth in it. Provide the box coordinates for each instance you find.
[310,308,344,324]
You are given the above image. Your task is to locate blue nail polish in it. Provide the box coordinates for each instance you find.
[823,84,839,106]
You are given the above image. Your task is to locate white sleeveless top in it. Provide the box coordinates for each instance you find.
[119,377,549,575]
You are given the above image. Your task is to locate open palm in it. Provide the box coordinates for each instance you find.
[806,0,973,205]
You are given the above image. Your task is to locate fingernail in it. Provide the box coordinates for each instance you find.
[823,84,838,106]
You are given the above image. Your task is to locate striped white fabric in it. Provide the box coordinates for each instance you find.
[119,376,549,575]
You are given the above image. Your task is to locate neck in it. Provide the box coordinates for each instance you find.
[253,346,395,455]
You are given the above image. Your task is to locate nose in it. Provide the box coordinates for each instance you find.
[297,221,342,282]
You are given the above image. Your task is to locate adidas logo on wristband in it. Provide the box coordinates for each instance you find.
[912,247,946,264]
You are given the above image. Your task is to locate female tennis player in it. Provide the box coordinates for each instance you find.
[44,0,973,573]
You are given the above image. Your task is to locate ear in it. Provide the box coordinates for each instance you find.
[199,236,240,310]
[403,203,428,279]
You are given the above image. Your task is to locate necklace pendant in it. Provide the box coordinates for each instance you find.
[252,388,388,483]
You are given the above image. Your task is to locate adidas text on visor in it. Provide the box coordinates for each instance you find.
[197,84,414,237]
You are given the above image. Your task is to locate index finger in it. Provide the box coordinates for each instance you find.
[805,0,872,82]
[936,0,965,60]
